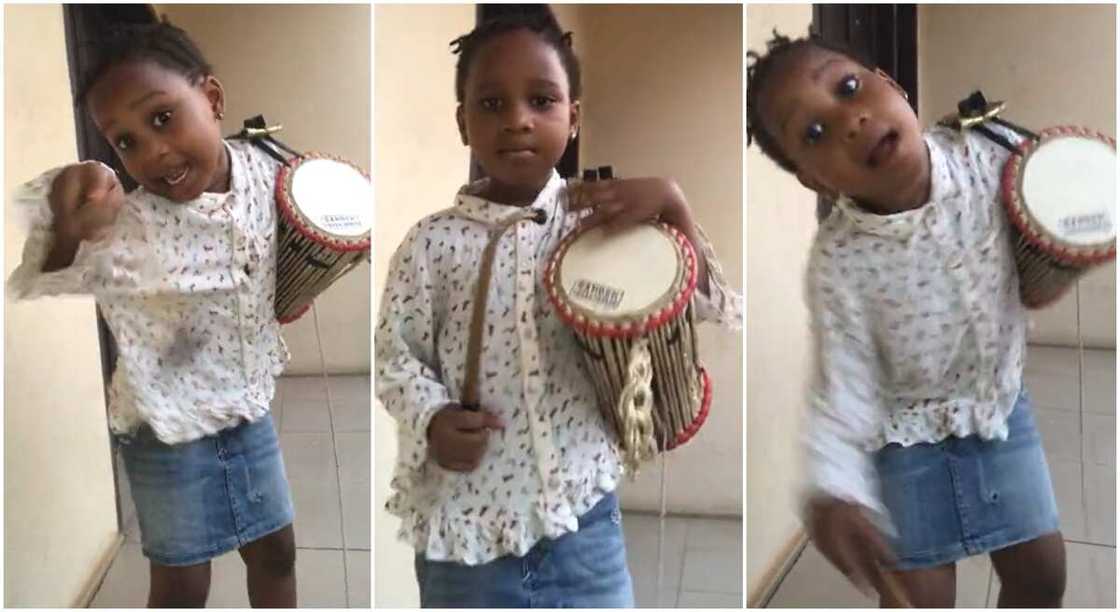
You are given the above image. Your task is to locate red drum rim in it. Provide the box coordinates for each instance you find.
[277,302,312,325]
[666,366,711,450]
[544,222,699,339]
[276,153,372,253]
[1001,126,1116,266]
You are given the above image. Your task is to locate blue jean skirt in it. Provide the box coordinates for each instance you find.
[875,390,1060,570]
[415,492,634,608]
[116,413,295,566]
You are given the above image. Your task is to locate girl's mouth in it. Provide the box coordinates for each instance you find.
[163,165,189,186]
[498,148,536,159]
[867,130,900,168]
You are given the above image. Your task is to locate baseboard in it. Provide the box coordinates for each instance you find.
[747,528,808,608]
[74,532,125,608]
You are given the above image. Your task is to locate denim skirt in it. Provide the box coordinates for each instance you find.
[875,390,1060,570]
[415,492,634,608]
[116,413,295,566]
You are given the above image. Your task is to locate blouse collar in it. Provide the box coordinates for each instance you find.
[453,170,565,226]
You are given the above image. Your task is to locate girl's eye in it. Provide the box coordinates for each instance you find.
[530,96,556,109]
[837,75,860,97]
[480,98,501,111]
[153,110,172,128]
[115,136,133,152]
[805,122,825,144]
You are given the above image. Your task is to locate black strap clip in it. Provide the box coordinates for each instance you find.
[227,115,303,164]
[945,91,1039,153]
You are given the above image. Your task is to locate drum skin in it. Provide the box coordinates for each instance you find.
[1000,127,1116,308]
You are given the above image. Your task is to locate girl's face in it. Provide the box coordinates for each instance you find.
[457,29,580,204]
[87,60,228,203]
[758,48,927,211]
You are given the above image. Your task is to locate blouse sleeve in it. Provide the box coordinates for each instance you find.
[689,224,744,330]
[7,166,161,302]
[800,244,891,528]
[375,223,453,483]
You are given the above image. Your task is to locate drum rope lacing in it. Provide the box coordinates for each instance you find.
[617,338,658,473]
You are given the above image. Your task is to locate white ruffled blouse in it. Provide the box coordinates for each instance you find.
[376,171,742,564]
[7,140,289,444]
[804,126,1028,522]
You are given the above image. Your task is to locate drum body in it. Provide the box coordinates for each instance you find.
[275,155,372,323]
[1001,127,1116,308]
[544,222,711,468]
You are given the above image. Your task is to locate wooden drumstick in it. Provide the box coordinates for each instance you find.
[877,566,913,608]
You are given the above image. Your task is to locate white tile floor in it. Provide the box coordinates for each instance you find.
[766,346,1116,608]
[90,375,371,608]
[624,513,743,608]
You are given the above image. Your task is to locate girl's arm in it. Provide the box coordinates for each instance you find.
[800,248,896,594]
[8,165,108,299]
[660,195,742,329]
[375,225,453,480]
[801,247,888,523]
[9,164,157,302]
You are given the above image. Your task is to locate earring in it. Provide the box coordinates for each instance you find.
[570,130,578,141]
[216,111,225,120]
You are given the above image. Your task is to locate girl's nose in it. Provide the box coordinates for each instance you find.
[148,138,172,163]
[845,112,870,141]
[502,103,532,132]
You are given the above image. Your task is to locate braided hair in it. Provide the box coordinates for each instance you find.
[74,18,212,106]
[450,7,582,103]
[746,30,870,174]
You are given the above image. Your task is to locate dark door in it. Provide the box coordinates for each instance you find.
[62,3,158,531]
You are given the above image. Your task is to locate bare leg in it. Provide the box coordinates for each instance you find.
[991,532,1065,608]
[879,563,956,608]
[238,524,298,608]
[148,561,211,608]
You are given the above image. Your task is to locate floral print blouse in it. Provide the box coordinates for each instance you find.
[377,171,742,564]
[804,126,1028,522]
[8,140,289,444]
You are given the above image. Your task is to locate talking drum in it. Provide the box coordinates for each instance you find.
[274,154,372,323]
[944,92,1116,309]
[1001,127,1116,308]
[544,222,712,471]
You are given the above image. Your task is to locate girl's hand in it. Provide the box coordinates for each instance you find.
[807,496,896,599]
[49,161,124,244]
[570,177,710,294]
[571,177,688,233]
[426,403,505,472]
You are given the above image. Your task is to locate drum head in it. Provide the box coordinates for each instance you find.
[1007,128,1116,259]
[546,222,697,336]
[560,224,678,314]
[278,155,372,248]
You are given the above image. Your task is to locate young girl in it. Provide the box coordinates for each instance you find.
[8,21,298,607]
[747,32,1065,607]
[376,11,741,608]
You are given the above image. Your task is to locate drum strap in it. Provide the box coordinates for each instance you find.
[943,91,1039,153]
[460,209,546,410]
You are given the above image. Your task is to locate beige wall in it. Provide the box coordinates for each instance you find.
[158,4,372,374]
[918,4,1116,349]
[3,5,121,606]
[373,5,473,606]
[744,2,817,599]
[576,4,744,515]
